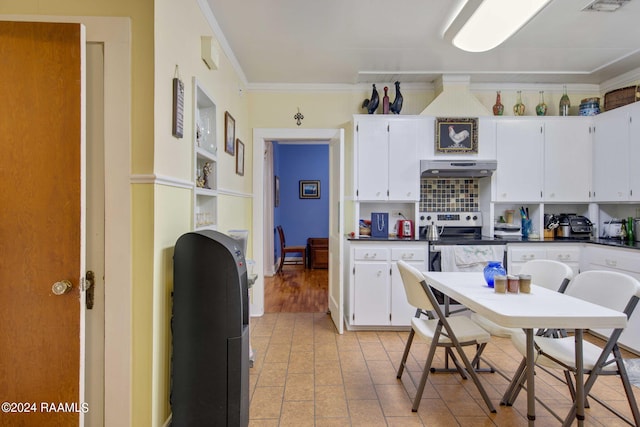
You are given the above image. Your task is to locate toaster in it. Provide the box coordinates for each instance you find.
[396,220,414,238]
[556,214,593,239]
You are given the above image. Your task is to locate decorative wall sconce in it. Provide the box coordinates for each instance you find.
[294,107,304,126]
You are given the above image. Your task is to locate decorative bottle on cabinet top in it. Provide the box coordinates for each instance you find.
[484,261,507,288]
[536,91,547,116]
[382,86,390,114]
[493,91,504,116]
[513,91,525,116]
[559,85,571,116]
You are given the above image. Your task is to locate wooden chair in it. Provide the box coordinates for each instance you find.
[276,225,306,273]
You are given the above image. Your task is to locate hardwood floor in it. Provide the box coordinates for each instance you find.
[264,266,328,313]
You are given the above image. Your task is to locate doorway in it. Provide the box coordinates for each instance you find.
[252,129,344,333]
[266,142,329,313]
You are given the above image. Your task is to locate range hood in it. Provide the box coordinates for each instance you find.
[421,159,497,178]
[421,75,490,116]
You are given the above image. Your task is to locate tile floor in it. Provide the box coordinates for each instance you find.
[248,312,640,426]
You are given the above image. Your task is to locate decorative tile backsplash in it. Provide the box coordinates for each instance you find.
[420,178,479,211]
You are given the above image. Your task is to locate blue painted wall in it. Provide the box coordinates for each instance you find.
[273,143,329,259]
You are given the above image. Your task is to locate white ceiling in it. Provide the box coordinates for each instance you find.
[204,0,640,87]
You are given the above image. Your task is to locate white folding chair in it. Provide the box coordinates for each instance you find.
[395,261,496,413]
[471,259,574,337]
[506,270,640,426]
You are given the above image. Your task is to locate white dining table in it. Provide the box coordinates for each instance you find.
[421,271,627,427]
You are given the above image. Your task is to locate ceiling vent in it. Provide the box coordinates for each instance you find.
[582,0,630,12]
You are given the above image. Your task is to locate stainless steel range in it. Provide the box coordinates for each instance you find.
[420,210,506,272]
[420,211,506,306]
[419,211,483,240]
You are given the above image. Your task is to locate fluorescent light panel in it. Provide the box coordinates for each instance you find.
[446,0,552,53]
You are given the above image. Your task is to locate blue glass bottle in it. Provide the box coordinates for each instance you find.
[483,261,506,288]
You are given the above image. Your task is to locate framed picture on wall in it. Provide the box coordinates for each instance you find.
[435,117,478,154]
[235,139,244,176]
[299,180,320,199]
[224,111,235,155]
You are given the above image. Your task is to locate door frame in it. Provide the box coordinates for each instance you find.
[1,14,133,426]
[252,128,344,333]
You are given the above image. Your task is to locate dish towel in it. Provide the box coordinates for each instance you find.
[440,245,505,272]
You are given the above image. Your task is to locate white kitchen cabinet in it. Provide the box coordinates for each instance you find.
[346,241,426,329]
[353,115,427,201]
[390,247,425,326]
[581,245,640,354]
[350,246,390,326]
[507,244,581,277]
[192,78,218,230]
[543,119,592,202]
[593,106,630,202]
[495,119,544,202]
[627,103,640,201]
[507,245,547,274]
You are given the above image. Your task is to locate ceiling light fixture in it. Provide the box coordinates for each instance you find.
[444,0,552,53]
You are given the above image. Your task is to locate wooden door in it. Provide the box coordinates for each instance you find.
[0,21,85,426]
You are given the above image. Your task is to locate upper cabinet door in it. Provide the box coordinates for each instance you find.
[495,120,544,202]
[355,119,389,200]
[593,107,630,202]
[544,119,592,202]
[388,119,423,201]
[627,103,640,201]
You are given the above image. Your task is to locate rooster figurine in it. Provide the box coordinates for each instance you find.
[361,84,379,114]
[390,81,403,114]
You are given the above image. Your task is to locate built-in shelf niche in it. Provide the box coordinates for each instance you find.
[192,77,218,231]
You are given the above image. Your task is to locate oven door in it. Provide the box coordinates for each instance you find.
[428,243,507,308]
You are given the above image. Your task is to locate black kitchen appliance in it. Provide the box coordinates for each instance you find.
[556,214,593,239]
[171,230,249,427]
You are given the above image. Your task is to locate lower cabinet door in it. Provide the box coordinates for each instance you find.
[353,262,390,325]
[390,261,422,326]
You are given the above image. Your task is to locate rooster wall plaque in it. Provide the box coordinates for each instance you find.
[435,117,478,154]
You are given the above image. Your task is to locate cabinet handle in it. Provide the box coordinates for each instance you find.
[365,253,377,259]
[376,270,382,277]
[402,253,414,259]
[605,259,617,267]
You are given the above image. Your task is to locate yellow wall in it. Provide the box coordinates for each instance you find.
[153,0,253,424]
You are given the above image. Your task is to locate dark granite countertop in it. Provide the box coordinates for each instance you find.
[347,236,640,251]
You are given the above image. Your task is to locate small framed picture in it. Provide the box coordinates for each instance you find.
[224,111,235,155]
[435,117,478,154]
[235,139,244,176]
[299,180,320,199]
